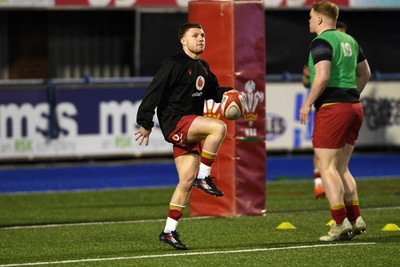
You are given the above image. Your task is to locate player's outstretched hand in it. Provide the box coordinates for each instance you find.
[135,127,152,146]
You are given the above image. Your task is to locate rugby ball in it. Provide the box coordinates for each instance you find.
[220,91,246,120]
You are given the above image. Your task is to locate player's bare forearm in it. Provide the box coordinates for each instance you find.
[300,80,327,125]
[356,60,371,94]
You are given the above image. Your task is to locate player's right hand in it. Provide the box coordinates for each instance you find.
[135,126,152,146]
[299,104,311,125]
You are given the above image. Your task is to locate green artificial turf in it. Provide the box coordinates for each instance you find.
[0,178,399,266]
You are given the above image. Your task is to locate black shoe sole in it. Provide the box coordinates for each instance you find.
[193,183,224,197]
[159,235,188,250]
[343,229,366,241]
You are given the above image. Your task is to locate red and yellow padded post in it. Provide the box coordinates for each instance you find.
[189,0,266,217]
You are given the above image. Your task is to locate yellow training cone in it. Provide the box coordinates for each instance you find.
[382,224,400,231]
[276,222,296,230]
[326,219,334,227]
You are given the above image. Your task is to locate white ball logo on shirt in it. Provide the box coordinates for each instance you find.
[196,76,205,91]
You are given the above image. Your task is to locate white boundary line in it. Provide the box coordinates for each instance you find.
[2,205,399,230]
[1,216,213,230]
[0,242,376,267]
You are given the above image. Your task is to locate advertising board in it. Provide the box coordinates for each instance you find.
[1,81,399,161]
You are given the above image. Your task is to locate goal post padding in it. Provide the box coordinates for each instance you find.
[189,0,266,217]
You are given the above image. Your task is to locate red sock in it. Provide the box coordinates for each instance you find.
[345,200,361,223]
[330,205,347,225]
[168,209,183,221]
[313,169,321,179]
[200,149,216,167]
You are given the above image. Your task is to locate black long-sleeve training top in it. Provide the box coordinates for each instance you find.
[137,51,232,139]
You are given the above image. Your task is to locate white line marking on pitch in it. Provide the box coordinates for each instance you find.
[0,242,376,267]
[3,206,399,230]
[1,216,213,230]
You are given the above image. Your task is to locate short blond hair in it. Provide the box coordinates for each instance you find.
[312,1,339,20]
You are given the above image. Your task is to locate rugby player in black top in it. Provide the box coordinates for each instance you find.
[135,22,236,250]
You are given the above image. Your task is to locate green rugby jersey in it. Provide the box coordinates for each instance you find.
[308,29,362,107]
[308,30,359,89]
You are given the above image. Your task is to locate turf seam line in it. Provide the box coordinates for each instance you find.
[0,242,376,267]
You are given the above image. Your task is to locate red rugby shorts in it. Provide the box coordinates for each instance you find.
[313,102,364,148]
[166,115,202,158]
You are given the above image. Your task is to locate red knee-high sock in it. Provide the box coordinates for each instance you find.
[314,168,321,180]
[345,200,361,223]
[330,205,347,225]
[168,209,183,221]
[198,149,217,178]
[200,149,217,167]
[163,204,184,233]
